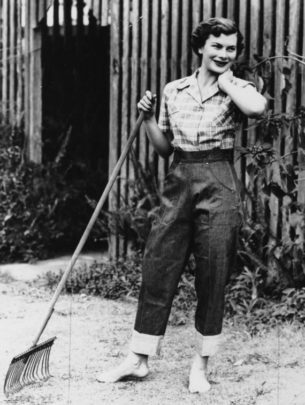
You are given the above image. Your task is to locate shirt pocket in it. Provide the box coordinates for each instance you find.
[168,107,194,132]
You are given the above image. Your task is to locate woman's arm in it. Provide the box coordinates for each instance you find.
[137,91,173,158]
[218,70,267,118]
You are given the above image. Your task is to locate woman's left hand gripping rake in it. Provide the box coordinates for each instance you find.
[3,113,144,397]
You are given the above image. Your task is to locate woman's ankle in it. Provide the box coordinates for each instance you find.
[129,351,148,365]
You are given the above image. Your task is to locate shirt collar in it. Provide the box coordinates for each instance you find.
[176,69,220,105]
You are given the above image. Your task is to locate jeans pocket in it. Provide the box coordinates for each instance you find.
[209,161,236,192]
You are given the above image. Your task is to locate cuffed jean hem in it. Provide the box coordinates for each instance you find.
[130,330,163,356]
[196,332,223,356]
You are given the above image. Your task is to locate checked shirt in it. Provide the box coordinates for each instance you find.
[158,69,255,151]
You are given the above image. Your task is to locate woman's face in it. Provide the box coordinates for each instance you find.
[198,33,238,74]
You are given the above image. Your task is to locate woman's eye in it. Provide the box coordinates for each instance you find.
[227,47,236,52]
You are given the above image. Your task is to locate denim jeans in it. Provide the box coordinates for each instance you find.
[130,148,243,356]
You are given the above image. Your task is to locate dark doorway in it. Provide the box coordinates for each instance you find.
[41,22,110,185]
[40,19,110,251]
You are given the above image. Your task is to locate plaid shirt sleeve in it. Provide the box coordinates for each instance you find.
[158,85,172,134]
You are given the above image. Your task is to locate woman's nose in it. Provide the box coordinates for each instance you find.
[218,48,228,59]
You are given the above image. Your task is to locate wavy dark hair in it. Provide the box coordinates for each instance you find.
[191,17,244,58]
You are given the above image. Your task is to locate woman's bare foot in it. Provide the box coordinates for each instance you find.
[96,352,149,383]
[188,353,211,393]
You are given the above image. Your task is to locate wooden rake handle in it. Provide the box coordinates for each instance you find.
[32,112,145,347]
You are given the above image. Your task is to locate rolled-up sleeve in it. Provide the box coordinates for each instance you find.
[158,88,171,134]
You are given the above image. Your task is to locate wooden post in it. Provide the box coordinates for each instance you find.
[215,0,224,17]
[119,0,131,254]
[27,1,42,162]
[2,0,9,121]
[191,0,201,71]
[227,0,237,21]
[16,0,23,128]
[159,0,170,188]
[9,0,17,126]
[181,0,190,77]
[170,0,180,80]
[108,0,121,258]
[281,0,301,240]
[147,0,160,173]
[264,0,286,284]
[298,0,305,204]
[139,0,149,169]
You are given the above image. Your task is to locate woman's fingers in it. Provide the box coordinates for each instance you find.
[137,91,156,114]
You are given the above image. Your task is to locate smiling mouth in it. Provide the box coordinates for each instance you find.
[213,60,228,67]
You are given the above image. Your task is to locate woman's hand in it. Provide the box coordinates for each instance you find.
[137,90,156,120]
[217,69,234,93]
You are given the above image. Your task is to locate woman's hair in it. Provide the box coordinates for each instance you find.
[191,17,244,57]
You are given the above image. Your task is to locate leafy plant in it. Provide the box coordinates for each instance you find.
[0,124,107,263]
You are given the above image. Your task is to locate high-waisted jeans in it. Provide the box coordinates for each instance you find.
[130,148,243,356]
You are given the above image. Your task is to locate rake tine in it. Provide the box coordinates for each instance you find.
[33,349,45,381]
[31,350,42,382]
[26,350,41,384]
[8,359,24,394]
[6,361,23,395]
[21,352,35,386]
[41,345,52,379]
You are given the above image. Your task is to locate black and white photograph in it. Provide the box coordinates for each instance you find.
[1,1,305,404]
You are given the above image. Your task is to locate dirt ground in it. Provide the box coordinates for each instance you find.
[1,272,305,405]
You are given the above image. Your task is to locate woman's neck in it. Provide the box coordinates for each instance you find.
[197,66,217,89]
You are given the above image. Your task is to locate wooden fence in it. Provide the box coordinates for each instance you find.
[108,0,305,257]
[0,0,304,259]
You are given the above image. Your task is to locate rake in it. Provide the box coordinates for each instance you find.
[3,113,144,397]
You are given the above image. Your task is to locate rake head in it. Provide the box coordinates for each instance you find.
[3,337,56,397]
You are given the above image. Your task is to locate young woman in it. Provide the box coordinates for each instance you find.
[97,17,266,393]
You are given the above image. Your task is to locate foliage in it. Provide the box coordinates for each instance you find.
[0,125,106,263]
[93,151,162,251]
[43,252,305,331]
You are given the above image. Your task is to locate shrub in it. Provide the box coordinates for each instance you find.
[43,252,305,331]
[0,125,107,263]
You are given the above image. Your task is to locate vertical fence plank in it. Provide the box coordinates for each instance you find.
[298,0,305,204]
[203,0,213,19]
[285,0,300,161]
[119,0,131,254]
[247,0,260,148]
[170,0,180,80]
[268,0,285,244]
[16,0,23,128]
[139,0,149,168]
[9,0,17,126]
[191,0,201,71]
[108,0,121,257]
[130,0,140,135]
[159,0,170,187]
[227,0,236,20]
[263,0,273,58]
[149,0,160,167]
[108,0,121,258]
[102,0,109,26]
[282,0,301,240]
[28,0,42,162]
[2,0,9,121]
[238,0,248,58]
[215,0,224,17]
[181,0,190,77]
[234,0,248,181]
